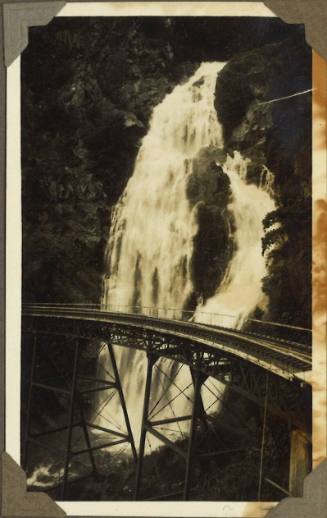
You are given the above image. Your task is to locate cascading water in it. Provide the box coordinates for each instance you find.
[260,165,275,197]
[102,62,225,312]
[97,62,276,451]
[194,154,276,328]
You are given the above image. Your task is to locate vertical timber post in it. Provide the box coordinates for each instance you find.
[135,353,156,500]
[61,338,80,500]
[108,341,138,463]
[183,369,206,501]
[22,333,37,471]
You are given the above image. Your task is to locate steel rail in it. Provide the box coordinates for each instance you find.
[22,304,311,348]
[23,303,312,332]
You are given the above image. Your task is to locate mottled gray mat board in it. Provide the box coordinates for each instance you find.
[1,453,66,517]
[265,0,327,58]
[3,1,65,66]
[0,0,326,517]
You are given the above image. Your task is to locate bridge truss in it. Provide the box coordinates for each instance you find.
[21,307,312,500]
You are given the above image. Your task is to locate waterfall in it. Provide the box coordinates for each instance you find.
[102,62,225,312]
[97,62,276,451]
[194,153,276,328]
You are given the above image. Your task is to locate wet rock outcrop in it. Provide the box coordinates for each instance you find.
[215,36,312,326]
[186,147,233,301]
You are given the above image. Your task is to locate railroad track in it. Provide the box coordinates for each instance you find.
[22,304,312,381]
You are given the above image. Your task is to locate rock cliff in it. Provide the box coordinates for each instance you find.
[215,38,312,326]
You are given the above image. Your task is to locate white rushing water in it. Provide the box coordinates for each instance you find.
[97,62,276,451]
[194,152,276,328]
[103,62,225,313]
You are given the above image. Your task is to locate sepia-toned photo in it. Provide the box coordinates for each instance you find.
[18,9,314,508]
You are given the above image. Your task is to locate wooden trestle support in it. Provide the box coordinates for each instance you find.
[22,335,137,499]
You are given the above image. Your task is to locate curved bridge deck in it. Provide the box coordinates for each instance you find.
[22,304,312,382]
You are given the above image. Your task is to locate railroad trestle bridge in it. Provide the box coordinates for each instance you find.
[21,304,312,501]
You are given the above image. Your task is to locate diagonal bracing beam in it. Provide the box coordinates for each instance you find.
[135,353,208,501]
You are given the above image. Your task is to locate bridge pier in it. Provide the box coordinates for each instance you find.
[135,353,157,499]
[135,353,208,501]
[184,369,208,500]
[107,342,138,464]
[22,333,137,499]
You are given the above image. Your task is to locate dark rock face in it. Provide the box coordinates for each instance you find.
[215,37,312,326]
[216,39,312,179]
[22,19,197,303]
[186,147,233,301]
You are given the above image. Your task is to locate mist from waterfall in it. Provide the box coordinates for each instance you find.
[97,62,276,451]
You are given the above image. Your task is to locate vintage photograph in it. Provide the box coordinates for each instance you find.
[20,14,312,502]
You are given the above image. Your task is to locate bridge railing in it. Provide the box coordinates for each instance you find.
[22,302,250,328]
[22,302,312,347]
